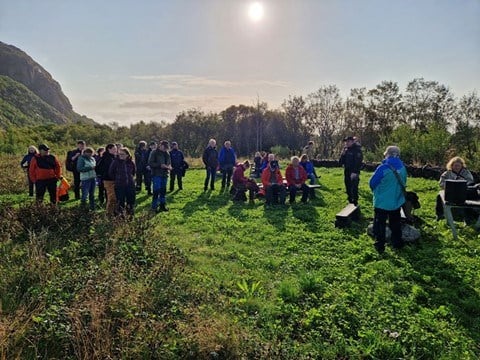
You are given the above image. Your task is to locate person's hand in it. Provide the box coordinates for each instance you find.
[350,173,358,180]
[73,153,80,160]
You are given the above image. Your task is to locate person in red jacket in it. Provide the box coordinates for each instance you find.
[232,160,259,202]
[29,144,62,204]
[261,159,286,205]
[285,156,309,204]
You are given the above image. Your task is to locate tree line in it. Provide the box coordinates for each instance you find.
[1,77,479,169]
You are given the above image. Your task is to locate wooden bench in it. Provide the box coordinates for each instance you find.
[335,203,360,228]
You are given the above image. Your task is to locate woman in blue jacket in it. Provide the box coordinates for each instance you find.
[369,146,406,253]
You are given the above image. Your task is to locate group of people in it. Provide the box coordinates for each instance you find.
[22,140,188,216]
[20,135,479,253]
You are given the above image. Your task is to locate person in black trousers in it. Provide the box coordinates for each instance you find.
[169,141,185,191]
[339,136,363,205]
[66,140,86,200]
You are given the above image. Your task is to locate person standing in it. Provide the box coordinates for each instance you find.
[66,140,86,200]
[149,140,172,212]
[29,144,61,204]
[20,145,38,196]
[202,139,218,191]
[96,144,117,216]
[77,147,97,210]
[369,146,406,253]
[285,156,309,204]
[169,141,185,191]
[134,141,150,193]
[218,140,236,189]
[94,147,106,205]
[339,136,363,205]
[109,147,136,216]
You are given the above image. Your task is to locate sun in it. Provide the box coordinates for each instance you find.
[248,2,264,22]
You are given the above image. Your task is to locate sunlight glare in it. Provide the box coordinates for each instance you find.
[249,2,264,22]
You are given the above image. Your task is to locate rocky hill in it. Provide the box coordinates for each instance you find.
[0,41,94,127]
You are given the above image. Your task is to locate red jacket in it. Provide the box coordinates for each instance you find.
[285,164,307,186]
[232,164,248,186]
[261,167,284,187]
[29,154,61,183]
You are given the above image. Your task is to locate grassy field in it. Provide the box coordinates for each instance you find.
[1,155,479,359]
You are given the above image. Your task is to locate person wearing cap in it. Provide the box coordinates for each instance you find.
[218,140,237,189]
[134,141,150,193]
[369,146,407,253]
[169,141,185,192]
[66,140,86,200]
[20,145,39,196]
[339,136,363,205]
[148,140,172,212]
[29,144,62,204]
[261,158,286,205]
[202,139,219,191]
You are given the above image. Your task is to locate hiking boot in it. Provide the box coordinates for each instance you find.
[158,204,169,212]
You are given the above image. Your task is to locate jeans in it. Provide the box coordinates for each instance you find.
[204,167,216,190]
[170,168,183,191]
[81,178,96,210]
[373,207,403,252]
[306,173,316,185]
[35,178,57,204]
[221,166,234,187]
[152,176,168,209]
[115,185,136,215]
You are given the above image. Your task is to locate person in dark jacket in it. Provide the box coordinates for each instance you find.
[169,141,185,191]
[339,136,363,205]
[29,144,62,204]
[134,141,150,193]
[218,140,237,189]
[21,145,38,196]
[149,140,172,212]
[253,151,262,178]
[96,144,117,216]
[109,147,136,216]
[144,141,157,195]
[202,139,219,191]
[94,147,106,205]
[66,140,86,200]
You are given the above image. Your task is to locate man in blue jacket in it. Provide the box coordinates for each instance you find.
[218,140,236,189]
[169,141,185,191]
[369,145,406,253]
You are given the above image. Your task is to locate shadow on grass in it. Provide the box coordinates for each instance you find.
[181,190,230,219]
[400,233,480,346]
[262,203,288,231]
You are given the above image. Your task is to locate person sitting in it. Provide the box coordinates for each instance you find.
[300,154,316,185]
[436,156,477,222]
[261,160,286,205]
[232,160,259,203]
[286,156,310,204]
[260,153,274,172]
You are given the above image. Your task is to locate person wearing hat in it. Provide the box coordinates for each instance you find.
[261,158,286,206]
[369,146,406,253]
[29,144,62,204]
[169,141,185,192]
[339,136,363,205]
[148,140,172,212]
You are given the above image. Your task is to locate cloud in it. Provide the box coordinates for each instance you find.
[129,74,289,89]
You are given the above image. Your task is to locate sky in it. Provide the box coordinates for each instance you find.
[1,0,479,125]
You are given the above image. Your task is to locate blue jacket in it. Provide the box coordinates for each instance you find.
[300,160,314,175]
[218,147,236,169]
[369,157,407,211]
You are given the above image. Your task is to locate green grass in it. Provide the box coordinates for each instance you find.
[1,157,479,359]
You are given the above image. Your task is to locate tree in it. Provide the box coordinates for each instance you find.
[281,95,311,152]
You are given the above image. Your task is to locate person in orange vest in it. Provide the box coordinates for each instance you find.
[29,144,62,204]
